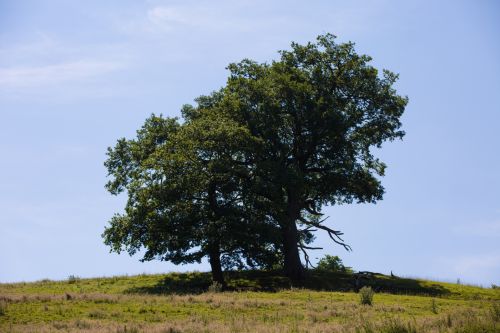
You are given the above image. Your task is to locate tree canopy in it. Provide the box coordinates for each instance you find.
[103,34,407,283]
[104,104,281,285]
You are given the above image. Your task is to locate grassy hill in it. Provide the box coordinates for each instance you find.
[1,270,498,332]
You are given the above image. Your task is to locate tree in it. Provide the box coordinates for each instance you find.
[315,255,353,273]
[103,34,406,283]
[220,34,407,281]
[103,108,280,285]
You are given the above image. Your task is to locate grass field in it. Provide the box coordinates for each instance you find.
[1,271,499,332]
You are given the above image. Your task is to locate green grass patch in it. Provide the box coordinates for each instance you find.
[1,270,498,332]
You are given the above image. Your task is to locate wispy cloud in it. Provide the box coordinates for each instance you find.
[147,6,190,31]
[0,31,131,102]
[0,60,123,89]
[124,3,291,34]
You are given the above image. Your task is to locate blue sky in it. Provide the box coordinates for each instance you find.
[1,0,499,286]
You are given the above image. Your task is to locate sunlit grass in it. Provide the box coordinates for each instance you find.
[1,271,498,332]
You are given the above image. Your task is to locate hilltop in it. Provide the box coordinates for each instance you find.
[1,271,498,332]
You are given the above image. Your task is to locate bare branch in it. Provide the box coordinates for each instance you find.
[298,228,317,233]
[298,242,314,269]
[300,245,323,250]
[299,216,352,251]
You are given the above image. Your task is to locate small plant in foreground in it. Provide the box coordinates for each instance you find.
[431,298,438,314]
[208,281,223,293]
[359,286,374,305]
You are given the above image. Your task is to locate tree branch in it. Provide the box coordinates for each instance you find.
[298,227,317,233]
[298,242,314,269]
[299,216,352,251]
[300,245,323,250]
[304,199,323,216]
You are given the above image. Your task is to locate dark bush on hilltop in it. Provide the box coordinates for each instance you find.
[315,255,353,273]
[67,275,80,284]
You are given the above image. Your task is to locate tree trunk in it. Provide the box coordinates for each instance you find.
[281,189,304,282]
[206,182,226,287]
[282,219,304,281]
[208,246,225,287]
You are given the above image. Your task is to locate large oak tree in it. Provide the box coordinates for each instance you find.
[103,34,406,283]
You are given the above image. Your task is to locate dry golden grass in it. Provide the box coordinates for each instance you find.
[2,307,498,333]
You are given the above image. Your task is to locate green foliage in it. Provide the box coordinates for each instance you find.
[222,33,407,278]
[103,33,407,282]
[315,255,353,273]
[103,111,280,282]
[359,286,374,305]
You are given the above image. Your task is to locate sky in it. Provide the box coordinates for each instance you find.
[0,0,499,286]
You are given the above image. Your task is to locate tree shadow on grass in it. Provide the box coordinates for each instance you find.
[124,270,451,297]
[307,271,451,297]
[124,270,292,295]
[125,272,212,295]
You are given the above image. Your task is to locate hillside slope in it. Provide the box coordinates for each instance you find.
[1,271,498,332]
